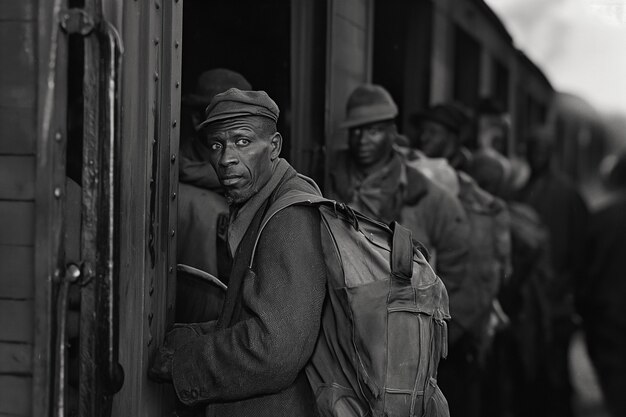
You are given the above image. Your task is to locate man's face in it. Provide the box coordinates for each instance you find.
[418,120,456,159]
[204,116,281,204]
[348,121,395,169]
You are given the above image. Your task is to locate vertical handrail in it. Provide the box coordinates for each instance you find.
[99,20,124,396]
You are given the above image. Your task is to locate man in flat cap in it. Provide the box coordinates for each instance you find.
[328,84,474,352]
[151,88,326,417]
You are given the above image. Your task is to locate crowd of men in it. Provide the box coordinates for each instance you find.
[149,69,626,417]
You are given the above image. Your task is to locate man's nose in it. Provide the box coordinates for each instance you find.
[219,144,238,167]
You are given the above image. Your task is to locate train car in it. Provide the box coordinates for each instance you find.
[0,1,600,416]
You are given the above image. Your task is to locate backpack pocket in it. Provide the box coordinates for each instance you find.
[315,383,369,417]
[423,379,449,417]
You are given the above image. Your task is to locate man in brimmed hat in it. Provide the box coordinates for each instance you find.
[328,83,474,347]
[151,88,326,417]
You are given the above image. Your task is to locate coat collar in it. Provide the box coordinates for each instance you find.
[227,158,292,257]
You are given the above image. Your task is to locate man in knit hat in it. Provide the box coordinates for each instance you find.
[328,84,475,349]
[151,88,326,417]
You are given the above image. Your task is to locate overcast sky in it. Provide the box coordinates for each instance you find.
[484,0,626,116]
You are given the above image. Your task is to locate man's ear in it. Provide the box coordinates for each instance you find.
[270,132,282,160]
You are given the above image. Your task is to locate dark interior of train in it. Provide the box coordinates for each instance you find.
[182,0,292,157]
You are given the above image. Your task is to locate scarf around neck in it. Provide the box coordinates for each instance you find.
[226,158,291,257]
[331,152,407,224]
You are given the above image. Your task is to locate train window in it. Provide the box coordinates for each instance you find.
[453,25,481,109]
[373,0,433,136]
[493,59,509,112]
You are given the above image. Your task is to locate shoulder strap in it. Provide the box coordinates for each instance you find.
[248,190,332,268]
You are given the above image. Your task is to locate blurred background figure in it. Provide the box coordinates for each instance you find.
[580,150,626,417]
[410,102,512,417]
[515,125,589,417]
[469,150,555,417]
[176,68,251,324]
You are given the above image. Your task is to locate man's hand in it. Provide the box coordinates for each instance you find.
[148,346,174,383]
[148,326,200,383]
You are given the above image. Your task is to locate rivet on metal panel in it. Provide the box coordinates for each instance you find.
[54,187,62,198]
[154,72,159,82]
[170,229,176,237]
[170,153,176,163]
[169,266,173,273]
[172,120,177,128]
[175,41,180,49]
[155,1,160,10]
[55,131,62,142]
[175,81,180,88]
[171,192,177,200]
[88,159,94,166]
[154,37,160,45]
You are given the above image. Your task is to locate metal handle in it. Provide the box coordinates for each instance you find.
[53,264,81,417]
[100,20,124,395]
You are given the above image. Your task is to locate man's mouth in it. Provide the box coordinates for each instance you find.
[221,175,244,186]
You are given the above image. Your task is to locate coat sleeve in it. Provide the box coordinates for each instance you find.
[171,206,327,405]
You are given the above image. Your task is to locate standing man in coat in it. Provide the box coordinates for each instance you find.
[411,103,512,417]
[328,84,475,352]
[151,88,327,417]
[516,126,588,417]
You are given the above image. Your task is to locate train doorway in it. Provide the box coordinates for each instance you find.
[181,0,327,182]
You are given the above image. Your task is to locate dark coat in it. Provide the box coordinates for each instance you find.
[171,162,326,417]
[517,169,588,318]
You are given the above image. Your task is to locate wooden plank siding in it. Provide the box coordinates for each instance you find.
[0,375,32,416]
[0,202,35,246]
[0,2,37,417]
[0,107,37,154]
[0,300,34,342]
[0,342,32,374]
[0,246,34,299]
[0,156,36,200]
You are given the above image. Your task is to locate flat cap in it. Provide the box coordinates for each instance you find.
[341,84,398,128]
[198,88,279,129]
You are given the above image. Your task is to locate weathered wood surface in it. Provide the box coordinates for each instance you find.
[0,106,36,154]
[0,300,33,342]
[0,246,34,299]
[0,342,32,374]
[0,156,35,200]
[0,202,34,246]
[0,22,36,108]
[0,375,32,416]
[0,0,35,21]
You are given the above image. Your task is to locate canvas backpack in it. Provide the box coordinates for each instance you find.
[251,185,451,417]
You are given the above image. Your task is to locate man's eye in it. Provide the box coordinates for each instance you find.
[209,143,222,151]
[236,139,250,146]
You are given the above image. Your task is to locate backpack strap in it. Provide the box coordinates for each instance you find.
[390,221,414,280]
[248,190,331,268]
